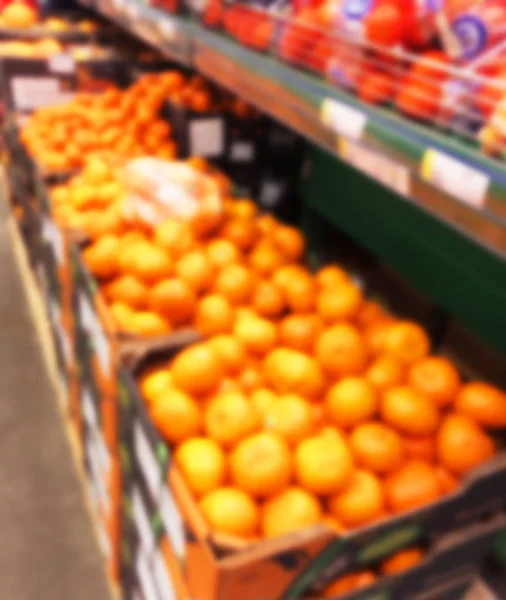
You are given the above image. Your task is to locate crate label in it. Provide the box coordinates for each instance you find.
[321,98,367,141]
[82,386,99,428]
[230,141,255,163]
[11,77,73,112]
[160,486,186,560]
[133,486,155,555]
[338,139,410,197]
[189,118,225,157]
[153,549,176,600]
[42,217,64,265]
[136,551,159,600]
[420,149,489,208]
[134,420,161,502]
[49,54,75,74]
[78,293,111,377]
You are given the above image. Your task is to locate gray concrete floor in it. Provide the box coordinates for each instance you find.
[0,193,111,600]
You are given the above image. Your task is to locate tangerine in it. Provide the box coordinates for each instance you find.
[384,460,442,514]
[350,422,405,475]
[175,438,226,497]
[278,314,323,354]
[214,264,255,305]
[150,388,202,444]
[234,316,277,356]
[264,348,325,398]
[251,280,286,318]
[326,378,378,429]
[316,324,368,378]
[271,224,305,261]
[408,356,461,408]
[455,382,506,429]
[102,275,147,310]
[195,294,235,337]
[230,432,293,497]
[264,394,315,445]
[175,250,214,293]
[200,488,259,538]
[149,278,197,325]
[381,387,440,436]
[329,470,385,528]
[206,239,241,270]
[205,391,261,448]
[208,335,247,374]
[381,548,424,575]
[317,284,363,323]
[262,487,322,538]
[315,265,351,290]
[383,321,430,364]
[171,343,224,396]
[366,355,405,391]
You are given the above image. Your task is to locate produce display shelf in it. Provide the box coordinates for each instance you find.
[82,0,506,260]
[192,27,506,260]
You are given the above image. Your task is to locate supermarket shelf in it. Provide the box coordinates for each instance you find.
[193,27,506,259]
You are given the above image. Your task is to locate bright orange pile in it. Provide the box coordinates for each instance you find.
[134,198,506,553]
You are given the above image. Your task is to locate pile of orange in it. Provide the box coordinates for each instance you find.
[135,199,506,556]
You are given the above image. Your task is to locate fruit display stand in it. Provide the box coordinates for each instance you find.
[2,4,506,600]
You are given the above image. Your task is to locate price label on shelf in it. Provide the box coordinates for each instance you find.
[159,16,178,41]
[49,54,75,75]
[321,98,367,141]
[420,149,489,209]
[338,139,411,197]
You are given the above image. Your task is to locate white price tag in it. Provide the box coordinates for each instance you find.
[230,141,255,163]
[339,139,411,197]
[136,551,159,600]
[49,54,75,74]
[82,386,98,428]
[134,420,161,501]
[132,487,155,556]
[421,149,489,208]
[260,180,284,207]
[189,118,225,157]
[12,77,74,112]
[153,549,176,600]
[78,293,111,377]
[160,487,186,560]
[321,98,367,141]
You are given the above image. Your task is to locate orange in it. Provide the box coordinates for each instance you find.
[264,394,315,445]
[284,272,317,313]
[109,302,135,333]
[149,279,197,325]
[175,438,226,497]
[249,243,285,277]
[195,294,235,337]
[250,388,278,417]
[237,363,265,392]
[102,275,147,310]
[381,548,424,575]
[208,335,247,374]
[129,311,172,337]
[364,318,397,355]
[356,300,388,329]
[205,391,261,448]
[437,413,495,476]
[435,466,460,495]
[175,250,215,293]
[82,234,120,280]
[294,431,354,495]
[251,280,286,318]
[256,213,278,235]
[200,488,259,538]
[271,225,305,261]
[264,348,325,398]
[329,470,385,528]
[150,388,202,443]
[227,199,257,220]
[403,436,437,463]
[455,382,506,429]
[230,432,293,497]
[206,239,241,270]
[384,460,442,514]
[382,321,431,364]
[214,264,255,305]
[139,368,173,407]
[272,265,311,292]
[381,387,440,436]
[278,314,323,354]
[171,343,224,397]
[220,218,259,251]
[317,284,363,323]
[129,244,173,284]
[323,571,376,597]
[234,316,277,356]
[316,324,368,378]
[315,265,351,290]
[322,514,346,534]
[408,356,461,408]
[262,487,322,538]
[349,423,405,475]
[366,355,405,391]
[326,378,378,429]
[154,219,195,257]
